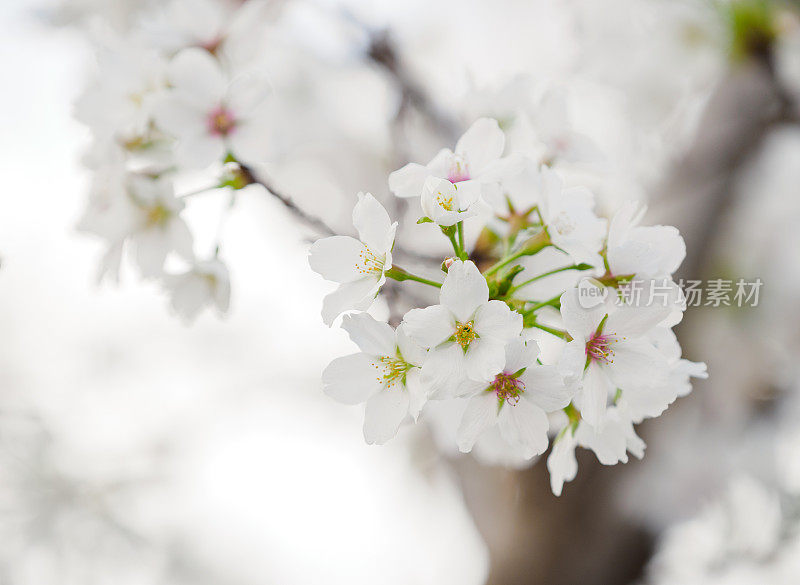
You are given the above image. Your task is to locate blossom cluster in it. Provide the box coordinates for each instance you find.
[311,118,707,495]
[75,0,280,321]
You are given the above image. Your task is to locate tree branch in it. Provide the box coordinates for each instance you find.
[238,164,442,264]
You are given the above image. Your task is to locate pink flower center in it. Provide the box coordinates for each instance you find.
[201,37,223,55]
[447,155,470,183]
[586,332,617,365]
[208,106,237,137]
[491,372,525,405]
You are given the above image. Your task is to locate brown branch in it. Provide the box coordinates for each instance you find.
[238,164,338,237]
[238,164,442,264]
[366,29,461,144]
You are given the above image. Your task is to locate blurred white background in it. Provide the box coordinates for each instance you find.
[0,1,489,583]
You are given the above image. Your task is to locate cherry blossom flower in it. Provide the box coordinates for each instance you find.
[511,86,603,166]
[606,201,686,279]
[142,0,277,65]
[547,404,645,495]
[557,285,671,428]
[308,193,397,326]
[153,47,272,169]
[457,338,575,459]
[322,313,427,444]
[420,176,478,226]
[619,327,707,422]
[402,260,522,397]
[388,117,507,202]
[79,171,194,279]
[547,425,579,496]
[163,259,231,322]
[537,165,607,268]
[75,43,168,142]
[488,161,606,265]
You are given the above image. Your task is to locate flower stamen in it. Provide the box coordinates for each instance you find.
[208,106,236,136]
[491,372,526,406]
[448,155,470,183]
[355,246,385,276]
[145,203,171,226]
[454,320,477,350]
[435,189,455,211]
[374,356,412,389]
[551,211,576,236]
[586,331,617,365]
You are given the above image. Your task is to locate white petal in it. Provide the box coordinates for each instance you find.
[321,278,379,327]
[426,148,456,177]
[455,118,505,175]
[605,300,671,339]
[454,180,482,209]
[421,176,458,222]
[576,407,644,465]
[322,353,382,405]
[578,363,612,428]
[577,423,628,465]
[352,192,395,253]
[388,163,432,198]
[167,48,226,106]
[396,325,427,366]
[608,203,685,278]
[503,338,539,374]
[227,115,271,166]
[401,305,455,348]
[607,201,645,251]
[464,338,506,383]
[498,399,549,458]
[405,368,428,420]
[167,218,194,262]
[152,96,208,140]
[547,430,578,496]
[420,343,467,398]
[558,339,587,386]
[606,338,669,390]
[473,300,522,342]
[440,260,489,322]
[174,131,226,169]
[340,313,396,356]
[309,236,369,283]
[457,393,498,453]
[363,387,410,445]
[226,71,272,117]
[165,273,209,322]
[132,229,169,277]
[559,288,605,341]
[620,384,679,422]
[520,365,575,412]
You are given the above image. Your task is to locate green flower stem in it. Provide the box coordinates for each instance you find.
[456,222,467,260]
[385,266,443,288]
[506,263,593,296]
[484,230,551,276]
[524,294,562,313]
[530,322,572,341]
[446,230,461,259]
[178,185,220,199]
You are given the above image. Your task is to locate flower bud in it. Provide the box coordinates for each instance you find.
[441,257,456,272]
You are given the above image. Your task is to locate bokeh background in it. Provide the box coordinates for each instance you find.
[2,0,800,584]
